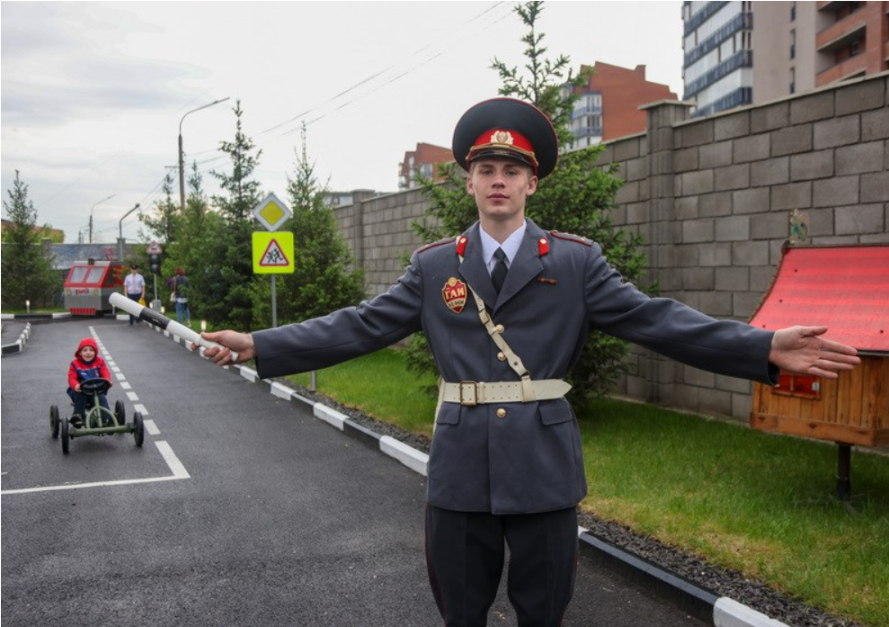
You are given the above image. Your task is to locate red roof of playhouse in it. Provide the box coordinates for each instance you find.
[749,245,889,353]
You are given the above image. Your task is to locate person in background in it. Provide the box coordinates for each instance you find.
[67,337,112,427]
[123,263,145,326]
[173,267,190,326]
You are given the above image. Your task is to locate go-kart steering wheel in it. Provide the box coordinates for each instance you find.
[79,378,111,395]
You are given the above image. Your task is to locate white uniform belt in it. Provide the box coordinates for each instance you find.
[440,379,571,406]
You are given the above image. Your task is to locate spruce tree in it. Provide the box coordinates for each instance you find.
[1,171,61,309]
[408,1,652,405]
[252,125,365,326]
[202,100,264,330]
[139,171,179,246]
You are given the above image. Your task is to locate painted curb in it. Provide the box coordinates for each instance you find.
[714,599,790,627]
[1,312,71,320]
[57,317,793,627]
[1,322,32,356]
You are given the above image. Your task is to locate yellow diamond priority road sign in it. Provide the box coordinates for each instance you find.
[252,192,291,232]
[252,232,295,274]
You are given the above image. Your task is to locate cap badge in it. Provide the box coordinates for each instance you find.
[442,277,467,314]
[490,130,514,145]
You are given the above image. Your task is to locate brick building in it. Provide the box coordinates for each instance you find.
[398,142,454,191]
[565,61,678,150]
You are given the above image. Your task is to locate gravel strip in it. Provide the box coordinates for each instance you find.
[279,379,864,627]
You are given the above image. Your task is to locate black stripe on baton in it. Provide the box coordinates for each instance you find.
[139,306,172,330]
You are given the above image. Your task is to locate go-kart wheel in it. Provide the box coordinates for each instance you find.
[133,412,144,448]
[60,418,70,455]
[115,400,126,426]
[51,405,60,439]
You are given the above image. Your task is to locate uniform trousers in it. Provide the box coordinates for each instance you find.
[127,293,142,325]
[425,504,578,627]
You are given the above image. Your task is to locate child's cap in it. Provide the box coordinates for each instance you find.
[75,337,99,358]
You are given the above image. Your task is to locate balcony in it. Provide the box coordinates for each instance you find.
[684,1,729,36]
[691,86,753,118]
[816,11,867,52]
[571,125,603,139]
[684,50,753,99]
[571,104,603,120]
[684,11,753,67]
[817,1,857,12]
[816,50,868,85]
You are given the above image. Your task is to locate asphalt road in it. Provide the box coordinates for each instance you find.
[1,318,708,627]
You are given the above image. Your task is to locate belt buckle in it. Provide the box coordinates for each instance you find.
[459,381,478,406]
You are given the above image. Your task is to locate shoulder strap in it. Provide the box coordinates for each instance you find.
[458,247,537,402]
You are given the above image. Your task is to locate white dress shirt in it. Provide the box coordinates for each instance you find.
[479,221,527,276]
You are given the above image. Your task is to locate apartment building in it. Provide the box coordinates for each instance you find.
[682,1,755,118]
[684,1,889,117]
[814,1,889,86]
[398,142,454,191]
[565,61,677,151]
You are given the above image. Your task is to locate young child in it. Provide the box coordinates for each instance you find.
[67,337,112,427]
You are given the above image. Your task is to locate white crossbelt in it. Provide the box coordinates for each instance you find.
[440,379,572,406]
[437,245,572,407]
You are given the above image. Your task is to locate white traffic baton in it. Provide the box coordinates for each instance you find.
[109,292,240,362]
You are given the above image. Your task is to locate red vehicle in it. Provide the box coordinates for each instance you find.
[64,260,125,315]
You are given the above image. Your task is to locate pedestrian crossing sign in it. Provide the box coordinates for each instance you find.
[252,232,295,274]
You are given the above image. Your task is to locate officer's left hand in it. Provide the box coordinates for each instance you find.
[769,326,860,378]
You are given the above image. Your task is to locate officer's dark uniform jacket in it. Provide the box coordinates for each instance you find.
[252,219,777,516]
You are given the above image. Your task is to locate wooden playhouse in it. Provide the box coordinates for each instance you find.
[748,244,889,499]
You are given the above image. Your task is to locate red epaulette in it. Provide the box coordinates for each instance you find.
[455,235,468,256]
[550,230,593,247]
[417,237,457,254]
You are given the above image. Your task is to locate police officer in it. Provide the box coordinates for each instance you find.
[200,98,859,627]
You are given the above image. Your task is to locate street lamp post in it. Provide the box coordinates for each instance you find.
[90,194,116,243]
[118,203,141,263]
[178,97,230,212]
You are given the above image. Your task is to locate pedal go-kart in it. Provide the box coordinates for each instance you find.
[50,378,144,454]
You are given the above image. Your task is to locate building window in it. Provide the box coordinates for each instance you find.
[790,30,796,60]
[773,372,821,399]
[790,1,796,21]
[790,67,795,94]
[850,39,861,57]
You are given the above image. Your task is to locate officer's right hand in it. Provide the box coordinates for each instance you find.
[196,330,256,366]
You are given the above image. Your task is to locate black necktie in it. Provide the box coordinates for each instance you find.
[491,248,508,293]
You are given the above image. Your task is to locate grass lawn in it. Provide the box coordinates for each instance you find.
[287,348,889,626]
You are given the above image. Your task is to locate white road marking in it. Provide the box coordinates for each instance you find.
[0,442,189,495]
[0,331,191,496]
[156,441,190,478]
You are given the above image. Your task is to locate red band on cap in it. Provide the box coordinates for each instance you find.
[467,129,539,169]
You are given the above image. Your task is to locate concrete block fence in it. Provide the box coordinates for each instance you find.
[332,72,888,423]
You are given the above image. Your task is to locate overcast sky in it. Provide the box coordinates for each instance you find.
[2,1,684,244]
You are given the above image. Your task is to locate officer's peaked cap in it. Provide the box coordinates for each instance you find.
[452,98,558,179]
